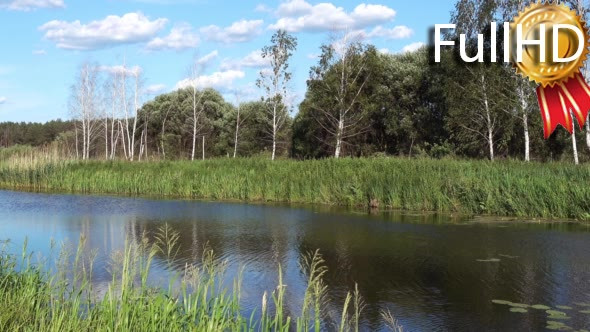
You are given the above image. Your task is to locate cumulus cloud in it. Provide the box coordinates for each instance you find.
[1,0,64,11]
[269,1,396,32]
[200,19,264,43]
[369,25,413,39]
[145,84,166,95]
[99,65,142,76]
[39,12,168,50]
[276,0,312,17]
[32,49,47,55]
[146,23,199,51]
[402,42,425,53]
[379,42,425,55]
[197,50,219,65]
[350,4,396,28]
[220,50,269,70]
[175,70,245,91]
[0,97,6,104]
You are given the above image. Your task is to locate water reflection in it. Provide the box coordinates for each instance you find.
[1,190,590,331]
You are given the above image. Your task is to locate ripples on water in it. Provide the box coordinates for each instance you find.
[1,190,590,331]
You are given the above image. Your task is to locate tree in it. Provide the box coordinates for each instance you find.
[70,62,100,160]
[307,34,374,158]
[447,0,513,161]
[184,55,209,161]
[129,66,143,161]
[231,91,249,158]
[500,0,546,162]
[257,30,297,160]
[106,62,144,161]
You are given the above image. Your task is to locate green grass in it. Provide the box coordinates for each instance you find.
[1,156,590,220]
[0,226,403,332]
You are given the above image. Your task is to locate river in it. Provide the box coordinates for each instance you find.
[1,189,589,331]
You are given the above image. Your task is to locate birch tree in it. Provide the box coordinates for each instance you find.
[232,91,249,158]
[448,0,510,161]
[515,80,535,161]
[501,0,545,162]
[129,67,143,161]
[70,62,100,160]
[257,30,297,161]
[182,55,210,161]
[108,63,143,161]
[106,72,122,160]
[308,34,371,158]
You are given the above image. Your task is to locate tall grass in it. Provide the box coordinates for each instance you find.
[0,227,394,331]
[1,155,590,219]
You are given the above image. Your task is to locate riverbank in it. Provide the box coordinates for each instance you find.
[1,157,589,220]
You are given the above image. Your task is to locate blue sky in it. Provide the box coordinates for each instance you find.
[0,0,455,122]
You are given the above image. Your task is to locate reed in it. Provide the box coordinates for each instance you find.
[0,227,393,331]
[1,154,589,220]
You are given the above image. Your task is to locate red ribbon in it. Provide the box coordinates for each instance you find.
[536,73,590,138]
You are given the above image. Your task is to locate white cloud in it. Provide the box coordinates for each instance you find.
[350,4,396,28]
[402,42,425,53]
[269,1,396,32]
[369,25,413,39]
[0,97,6,104]
[32,49,47,55]
[145,84,166,94]
[146,23,199,51]
[379,42,425,55]
[197,50,219,65]
[175,70,245,90]
[1,0,64,11]
[200,19,264,43]
[220,50,269,70]
[99,65,142,76]
[276,0,312,17]
[39,12,168,50]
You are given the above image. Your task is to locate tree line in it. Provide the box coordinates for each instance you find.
[3,0,590,163]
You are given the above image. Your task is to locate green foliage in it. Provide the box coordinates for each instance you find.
[0,120,74,148]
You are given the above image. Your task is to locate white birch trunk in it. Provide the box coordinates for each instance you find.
[335,116,344,158]
[82,119,87,160]
[518,85,530,161]
[191,87,197,161]
[572,111,580,165]
[130,72,139,161]
[271,106,277,161]
[523,112,530,162]
[233,103,241,158]
[104,118,108,160]
[75,124,79,159]
[482,74,494,161]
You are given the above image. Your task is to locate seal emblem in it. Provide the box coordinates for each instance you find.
[511,3,590,138]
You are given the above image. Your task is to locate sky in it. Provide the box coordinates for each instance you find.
[0,0,456,123]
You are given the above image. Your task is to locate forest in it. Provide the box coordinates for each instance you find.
[2,0,590,164]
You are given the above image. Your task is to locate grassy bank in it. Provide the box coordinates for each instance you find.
[1,156,590,220]
[0,229,402,331]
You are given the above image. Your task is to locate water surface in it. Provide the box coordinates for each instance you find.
[1,190,590,331]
